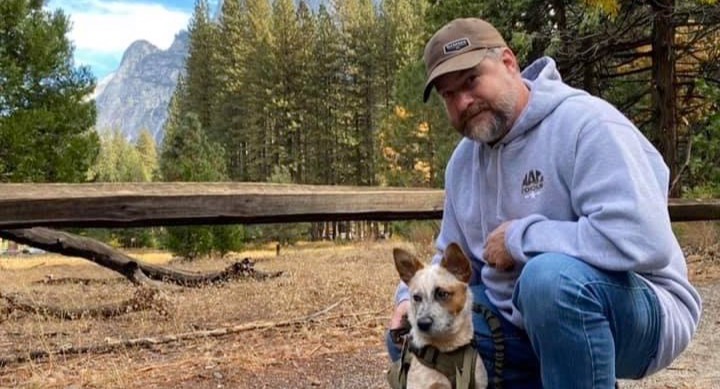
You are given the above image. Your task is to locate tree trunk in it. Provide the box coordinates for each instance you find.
[651,0,679,196]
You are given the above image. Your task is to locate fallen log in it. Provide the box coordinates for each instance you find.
[0,287,171,320]
[33,276,121,285]
[0,228,282,286]
[141,257,284,286]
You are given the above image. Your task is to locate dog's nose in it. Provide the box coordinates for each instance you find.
[417,317,433,332]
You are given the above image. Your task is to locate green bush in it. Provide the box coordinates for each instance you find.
[211,225,246,258]
[162,226,214,260]
[391,220,439,244]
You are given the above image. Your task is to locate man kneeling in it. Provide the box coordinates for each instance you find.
[386,17,701,388]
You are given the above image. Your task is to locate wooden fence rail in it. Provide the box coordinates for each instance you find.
[0,183,718,228]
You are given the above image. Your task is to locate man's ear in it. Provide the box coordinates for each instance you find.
[440,243,472,283]
[393,248,424,285]
[500,47,520,73]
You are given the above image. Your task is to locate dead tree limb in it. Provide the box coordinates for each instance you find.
[0,288,171,320]
[0,299,346,367]
[140,257,283,286]
[33,276,121,285]
[0,228,282,286]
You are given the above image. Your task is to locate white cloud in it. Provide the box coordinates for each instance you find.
[49,0,191,54]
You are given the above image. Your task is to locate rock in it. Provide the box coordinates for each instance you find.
[94,31,189,144]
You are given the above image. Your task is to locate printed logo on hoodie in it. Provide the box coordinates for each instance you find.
[522,169,544,199]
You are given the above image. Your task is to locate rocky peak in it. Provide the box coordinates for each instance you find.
[118,40,159,70]
[168,30,190,53]
[93,31,189,144]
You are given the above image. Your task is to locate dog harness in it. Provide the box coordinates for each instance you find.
[386,303,505,389]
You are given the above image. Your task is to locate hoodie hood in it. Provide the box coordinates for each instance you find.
[496,57,587,145]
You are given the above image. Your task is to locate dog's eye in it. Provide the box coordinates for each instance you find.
[412,294,422,302]
[435,289,451,301]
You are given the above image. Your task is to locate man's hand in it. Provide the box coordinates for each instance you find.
[388,300,410,345]
[484,221,515,271]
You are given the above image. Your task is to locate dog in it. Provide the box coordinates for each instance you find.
[392,242,488,388]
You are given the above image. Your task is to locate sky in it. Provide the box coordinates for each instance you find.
[46,0,221,81]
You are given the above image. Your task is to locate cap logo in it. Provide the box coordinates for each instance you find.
[443,38,470,54]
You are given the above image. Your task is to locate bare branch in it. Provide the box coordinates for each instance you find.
[0,287,170,320]
[0,298,348,367]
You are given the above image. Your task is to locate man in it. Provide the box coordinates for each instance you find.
[386,17,702,388]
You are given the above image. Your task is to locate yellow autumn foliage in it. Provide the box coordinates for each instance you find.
[584,0,619,17]
[414,160,431,182]
[416,121,429,138]
[394,105,409,120]
[383,146,398,161]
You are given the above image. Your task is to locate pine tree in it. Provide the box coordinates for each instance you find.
[160,113,226,182]
[270,0,309,182]
[377,0,426,108]
[135,129,158,181]
[334,0,384,185]
[0,0,99,182]
[376,0,455,188]
[159,113,243,259]
[305,5,345,185]
[244,0,275,181]
[183,0,220,133]
[214,0,251,180]
[295,0,317,184]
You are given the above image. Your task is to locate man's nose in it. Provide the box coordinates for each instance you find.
[453,91,475,113]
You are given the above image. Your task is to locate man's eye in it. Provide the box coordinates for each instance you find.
[413,294,422,302]
[466,75,479,88]
[435,289,451,301]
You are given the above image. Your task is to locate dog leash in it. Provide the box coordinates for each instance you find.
[473,303,505,389]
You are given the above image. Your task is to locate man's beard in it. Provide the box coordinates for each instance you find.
[459,92,516,144]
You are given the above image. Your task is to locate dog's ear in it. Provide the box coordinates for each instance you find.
[393,248,424,285]
[440,243,472,283]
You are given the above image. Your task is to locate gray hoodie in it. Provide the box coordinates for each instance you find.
[395,57,701,374]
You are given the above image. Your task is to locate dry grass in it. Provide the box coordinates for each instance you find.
[1,231,718,388]
[0,239,431,388]
[674,221,720,250]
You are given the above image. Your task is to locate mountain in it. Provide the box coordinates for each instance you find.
[94,0,326,143]
[94,31,189,143]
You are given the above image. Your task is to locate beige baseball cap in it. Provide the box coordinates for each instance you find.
[423,18,507,102]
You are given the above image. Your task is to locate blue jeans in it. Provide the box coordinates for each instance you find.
[386,253,661,388]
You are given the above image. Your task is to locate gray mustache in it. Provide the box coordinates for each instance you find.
[460,103,490,124]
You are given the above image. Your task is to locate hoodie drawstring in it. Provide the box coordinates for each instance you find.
[496,144,505,221]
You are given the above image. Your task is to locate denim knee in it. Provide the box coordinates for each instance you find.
[513,253,590,326]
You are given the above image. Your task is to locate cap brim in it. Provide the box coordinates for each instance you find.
[423,49,491,103]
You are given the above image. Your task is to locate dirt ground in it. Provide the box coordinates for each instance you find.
[0,236,719,389]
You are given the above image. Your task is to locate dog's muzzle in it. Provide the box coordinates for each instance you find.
[417,316,433,332]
